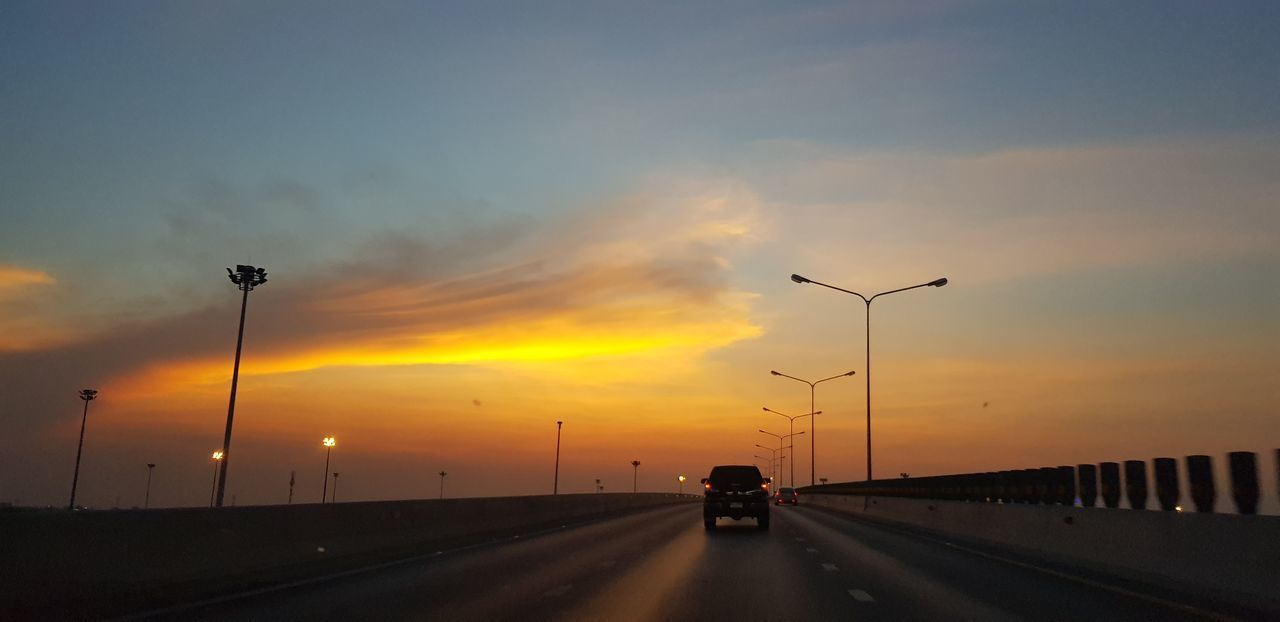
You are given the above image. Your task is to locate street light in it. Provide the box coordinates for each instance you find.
[144,463,156,509]
[770,370,854,486]
[762,407,821,489]
[791,273,947,481]
[631,460,641,493]
[553,420,563,495]
[217,264,268,508]
[758,429,803,487]
[321,436,336,503]
[68,388,98,510]
[754,445,785,483]
[332,472,340,503]
[209,451,223,508]
[439,470,447,499]
[678,475,687,494]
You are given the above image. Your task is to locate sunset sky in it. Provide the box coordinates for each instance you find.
[2,1,1278,509]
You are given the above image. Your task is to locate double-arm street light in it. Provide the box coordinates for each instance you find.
[68,388,98,510]
[790,273,946,481]
[761,407,821,489]
[758,430,804,487]
[754,446,781,482]
[770,370,855,486]
[217,264,268,508]
[753,453,773,479]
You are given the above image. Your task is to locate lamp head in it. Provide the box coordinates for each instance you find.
[929,277,948,287]
[845,370,857,376]
[212,451,223,460]
[322,436,336,448]
[790,274,810,284]
[769,370,780,376]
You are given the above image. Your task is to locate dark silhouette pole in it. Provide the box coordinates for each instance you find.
[762,407,821,489]
[439,470,447,499]
[331,472,340,503]
[144,463,156,509]
[288,470,295,504]
[759,429,803,486]
[209,451,223,507]
[217,264,268,508]
[631,460,641,493]
[790,274,946,481]
[68,388,98,510]
[770,370,854,486]
[553,420,563,495]
[321,437,335,503]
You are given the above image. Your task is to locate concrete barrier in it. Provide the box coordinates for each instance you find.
[803,493,1280,614]
[0,493,697,618]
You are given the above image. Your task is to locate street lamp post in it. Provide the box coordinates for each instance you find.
[332,472,340,503]
[144,463,156,509]
[631,460,641,493]
[217,264,268,508]
[790,273,946,481]
[68,388,98,510]
[754,445,785,483]
[288,470,295,505]
[770,370,854,486]
[758,429,803,487]
[439,471,447,499]
[678,475,687,494]
[762,407,821,489]
[553,420,563,495]
[321,436,336,503]
[209,451,223,508]
[754,453,773,480]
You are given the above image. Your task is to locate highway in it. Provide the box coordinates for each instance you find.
[155,503,1229,621]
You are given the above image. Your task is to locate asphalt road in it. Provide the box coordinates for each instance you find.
[152,503,1232,621]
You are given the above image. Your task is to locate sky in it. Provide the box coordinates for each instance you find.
[1,1,1278,510]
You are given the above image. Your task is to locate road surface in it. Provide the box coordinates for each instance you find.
[151,503,1235,621]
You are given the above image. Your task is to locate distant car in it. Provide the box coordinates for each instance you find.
[702,465,770,530]
[774,487,798,506]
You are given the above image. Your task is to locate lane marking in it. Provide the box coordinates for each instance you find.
[801,507,1243,622]
[805,547,818,553]
[821,563,839,572]
[848,589,875,602]
[542,584,573,598]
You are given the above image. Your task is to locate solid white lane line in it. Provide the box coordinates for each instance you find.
[848,589,875,603]
[821,563,839,572]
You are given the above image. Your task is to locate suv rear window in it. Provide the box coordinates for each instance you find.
[708,465,764,487]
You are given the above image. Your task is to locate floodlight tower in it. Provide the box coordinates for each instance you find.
[68,388,99,510]
[216,264,268,508]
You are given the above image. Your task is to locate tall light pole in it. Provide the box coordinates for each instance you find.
[331,472,340,502]
[770,370,854,486]
[217,264,268,508]
[288,470,295,505]
[754,453,773,480]
[144,463,156,509]
[758,429,803,487]
[755,445,784,483]
[553,420,563,495]
[762,407,820,489]
[631,460,641,493]
[68,388,98,510]
[439,471,447,499]
[321,436,336,503]
[208,451,223,508]
[791,273,946,481]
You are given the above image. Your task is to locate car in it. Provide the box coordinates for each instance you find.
[701,465,770,530]
[774,487,798,506]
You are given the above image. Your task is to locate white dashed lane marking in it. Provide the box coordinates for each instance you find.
[848,589,875,602]
[794,537,805,542]
[821,563,839,572]
[805,547,818,553]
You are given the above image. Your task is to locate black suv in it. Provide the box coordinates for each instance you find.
[702,465,770,530]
